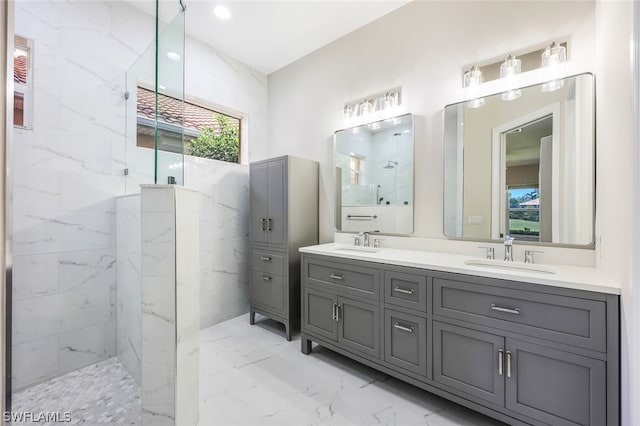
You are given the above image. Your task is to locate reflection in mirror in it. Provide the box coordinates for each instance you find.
[443,73,594,246]
[335,113,414,235]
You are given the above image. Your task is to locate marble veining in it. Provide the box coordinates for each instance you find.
[199,314,504,426]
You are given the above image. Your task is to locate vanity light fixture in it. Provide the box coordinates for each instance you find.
[541,42,566,92]
[343,105,354,119]
[500,54,522,101]
[359,99,373,116]
[342,88,401,121]
[463,65,485,108]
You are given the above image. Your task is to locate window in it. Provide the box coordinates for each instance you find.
[14,35,33,129]
[349,154,363,185]
[507,187,540,239]
[136,86,241,163]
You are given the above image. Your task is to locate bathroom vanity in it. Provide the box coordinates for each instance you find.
[299,244,619,426]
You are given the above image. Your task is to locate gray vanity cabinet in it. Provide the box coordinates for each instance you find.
[301,252,620,426]
[505,339,606,426]
[302,287,381,359]
[433,321,505,407]
[249,156,318,340]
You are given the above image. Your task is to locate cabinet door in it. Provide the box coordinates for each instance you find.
[303,287,337,341]
[384,309,427,376]
[250,162,269,245]
[266,158,286,247]
[433,321,505,406]
[506,339,606,426]
[338,296,380,359]
[251,270,284,314]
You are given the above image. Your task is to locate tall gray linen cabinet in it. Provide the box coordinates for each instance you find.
[249,155,319,340]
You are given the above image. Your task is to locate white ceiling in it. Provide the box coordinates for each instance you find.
[128,0,410,75]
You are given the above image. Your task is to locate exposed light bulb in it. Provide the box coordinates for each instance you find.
[463,66,485,108]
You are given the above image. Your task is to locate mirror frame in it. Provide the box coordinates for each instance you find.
[333,113,415,236]
[442,72,596,248]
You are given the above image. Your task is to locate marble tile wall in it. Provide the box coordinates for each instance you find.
[183,156,250,330]
[13,0,266,390]
[115,195,142,384]
[11,1,154,390]
[141,185,199,426]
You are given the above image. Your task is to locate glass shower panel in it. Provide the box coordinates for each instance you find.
[125,40,155,194]
[156,10,185,186]
[124,5,185,193]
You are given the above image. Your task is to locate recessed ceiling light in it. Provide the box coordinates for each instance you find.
[167,52,181,61]
[214,6,231,20]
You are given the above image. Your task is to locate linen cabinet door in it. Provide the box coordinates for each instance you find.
[303,287,338,341]
[433,321,505,407]
[266,158,286,248]
[250,162,269,245]
[337,297,380,359]
[505,339,606,426]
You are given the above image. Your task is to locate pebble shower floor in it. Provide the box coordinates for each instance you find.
[11,358,141,425]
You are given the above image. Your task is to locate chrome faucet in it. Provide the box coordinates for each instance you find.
[359,231,370,247]
[504,235,515,261]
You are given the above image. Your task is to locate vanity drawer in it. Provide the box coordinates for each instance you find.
[251,270,285,314]
[384,270,428,312]
[433,277,607,352]
[251,249,285,276]
[304,257,380,300]
[384,309,427,377]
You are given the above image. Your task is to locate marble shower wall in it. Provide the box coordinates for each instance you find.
[12,0,267,390]
[11,1,154,390]
[184,156,250,329]
[115,195,142,384]
[141,186,199,426]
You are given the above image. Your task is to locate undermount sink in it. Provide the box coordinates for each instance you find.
[333,244,381,253]
[464,259,556,275]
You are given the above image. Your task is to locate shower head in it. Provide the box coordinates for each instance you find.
[383,160,398,169]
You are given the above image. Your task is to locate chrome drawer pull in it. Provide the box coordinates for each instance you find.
[332,303,337,321]
[393,323,415,333]
[261,275,272,281]
[267,218,273,231]
[260,218,266,231]
[506,351,512,378]
[330,273,344,280]
[498,349,504,376]
[394,287,415,295]
[259,256,272,261]
[491,304,520,315]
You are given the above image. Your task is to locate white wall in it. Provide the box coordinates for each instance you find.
[267,1,596,244]
[594,1,635,424]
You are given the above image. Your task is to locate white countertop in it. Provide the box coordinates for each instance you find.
[299,243,621,295]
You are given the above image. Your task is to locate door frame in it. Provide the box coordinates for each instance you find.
[490,103,560,241]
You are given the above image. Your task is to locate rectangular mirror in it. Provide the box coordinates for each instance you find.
[335,113,414,235]
[443,73,594,246]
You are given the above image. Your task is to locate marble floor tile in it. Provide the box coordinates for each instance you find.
[10,313,506,426]
[199,313,506,426]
